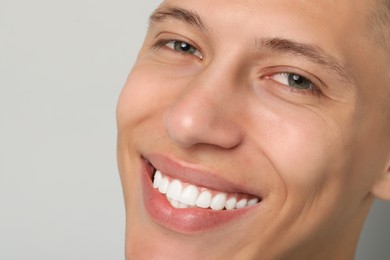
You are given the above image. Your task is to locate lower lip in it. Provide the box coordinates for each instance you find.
[141,161,257,234]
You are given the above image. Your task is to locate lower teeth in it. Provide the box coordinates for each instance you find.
[168,198,193,209]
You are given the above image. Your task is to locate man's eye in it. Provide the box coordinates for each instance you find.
[270,73,313,90]
[165,40,203,59]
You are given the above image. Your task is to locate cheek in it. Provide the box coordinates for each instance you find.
[248,105,339,198]
[117,59,197,131]
[278,120,328,183]
[117,66,175,132]
[117,70,158,129]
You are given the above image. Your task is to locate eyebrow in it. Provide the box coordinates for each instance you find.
[149,6,354,84]
[257,38,354,84]
[149,6,208,32]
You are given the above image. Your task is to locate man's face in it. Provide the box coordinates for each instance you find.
[117,0,390,259]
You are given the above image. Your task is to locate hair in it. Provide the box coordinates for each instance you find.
[369,0,390,51]
[370,1,390,119]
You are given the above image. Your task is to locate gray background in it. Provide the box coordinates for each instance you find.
[0,1,388,259]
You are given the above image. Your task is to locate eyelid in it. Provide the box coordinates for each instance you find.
[152,33,205,60]
[166,40,203,59]
[270,72,312,87]
[262,67,324,95]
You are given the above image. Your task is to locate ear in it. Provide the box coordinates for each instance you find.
[371,164,390,201]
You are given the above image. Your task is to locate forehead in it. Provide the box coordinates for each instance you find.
[155,0,377,45]
[154,0,373,43]
[158,0,374,19]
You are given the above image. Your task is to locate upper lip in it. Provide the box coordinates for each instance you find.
[143,153,263,198]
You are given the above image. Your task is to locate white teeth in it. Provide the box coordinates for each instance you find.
[210,193,227,210]
[247,198,259,206]
[236,199,248,209]
[158,177,169,194]
[167,180,182,201]
[153,170,162,188]
[152,171,260,210]
[225,197,237,210]
[178,203,189,209]
[196,190,212,208]
[180,185,199,206]
[168,198,190,209]
[169,199,180,208]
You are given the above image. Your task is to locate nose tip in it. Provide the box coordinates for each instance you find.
[163,97,243,149]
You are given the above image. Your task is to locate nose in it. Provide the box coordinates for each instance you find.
[163,71,243,149]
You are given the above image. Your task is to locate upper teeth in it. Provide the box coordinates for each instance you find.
[153,170,260,210]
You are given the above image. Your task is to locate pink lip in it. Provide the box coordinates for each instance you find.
[144,153,262,196]
[141,153,261,233]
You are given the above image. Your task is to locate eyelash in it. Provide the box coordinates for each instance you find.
[264,72,322,96]
[153,39,203,59]
[152,39,322,96]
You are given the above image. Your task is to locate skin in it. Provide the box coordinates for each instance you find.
[116,0,390,259]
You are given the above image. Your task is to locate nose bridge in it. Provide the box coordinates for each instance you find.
[184,51,239,99]
[186,49,248,108]
[163,57,244,149]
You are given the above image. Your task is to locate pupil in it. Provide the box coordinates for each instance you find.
[287,74,311,89]
[291,74,304,84]
[180,42,190,51]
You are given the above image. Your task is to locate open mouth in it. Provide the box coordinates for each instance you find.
[142,154,263,233]
[153,170,261,210]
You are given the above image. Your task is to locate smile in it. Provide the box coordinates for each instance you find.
[153,170,260,210]
[141,154,263,233]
